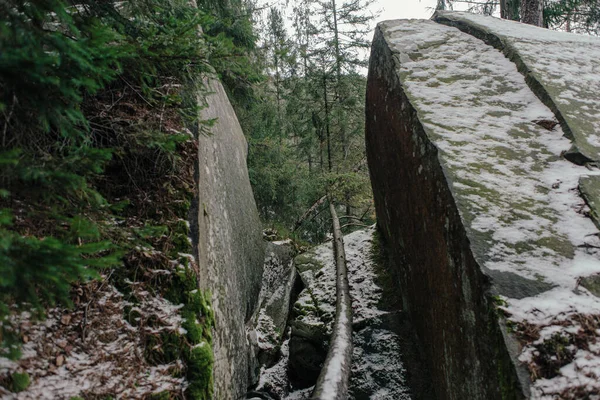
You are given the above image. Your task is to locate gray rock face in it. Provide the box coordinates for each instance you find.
[197,78,265,399]
[350,313,416,400]
[288,244,334,390]
[248,241,300,384]
[366,16,600,400]
[285,228,434,399]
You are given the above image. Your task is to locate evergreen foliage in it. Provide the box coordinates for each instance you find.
[239,1,376,243]
[0,0,224,364]
[545,0,600,34]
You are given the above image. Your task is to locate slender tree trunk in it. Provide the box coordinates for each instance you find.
[331,0,347,158]
[520,0,543,26]
[323,75,333,172]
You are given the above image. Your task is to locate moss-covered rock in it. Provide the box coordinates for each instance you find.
[185,342,214,400]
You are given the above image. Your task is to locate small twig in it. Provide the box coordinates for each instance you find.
[158,85,172,132]
[2,93,17,148]
[578,243,600,249]
[105,88,127,113]
[338,215,364,221]
[119,76,153,107]
[340,222,371,229]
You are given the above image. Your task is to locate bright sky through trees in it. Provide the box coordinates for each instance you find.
[369,0,439,21]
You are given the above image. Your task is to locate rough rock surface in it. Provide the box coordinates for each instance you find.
[248,240,299,386]
[197,78,265,399]
[269,227,432,400]
[366,16,600,400]
[345,228,433,400]
[434,11,600,165]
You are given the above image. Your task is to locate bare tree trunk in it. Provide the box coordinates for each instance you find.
[331,0,346,159]
[501,0,520,20]
[311,201,353,400]
[323,75,333,172]
[520,0,543,26]
[500,0,508,18]
[293,194,328,231]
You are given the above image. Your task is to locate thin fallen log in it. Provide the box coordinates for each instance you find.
[293,194,328,231]
[292,158,367,232]
[311,201,353,400]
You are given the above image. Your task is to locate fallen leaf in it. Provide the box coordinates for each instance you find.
[56,355,64,367]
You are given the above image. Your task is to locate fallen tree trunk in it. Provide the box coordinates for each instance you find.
[293,158,367,232]
[293,194,328,231]
[310,201,353,400]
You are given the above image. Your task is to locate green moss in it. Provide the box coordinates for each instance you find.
[185,342,214,400]
[169,219,192,257]
[165,263,196,304]
[491,295,507,308]
[294,253,324,273]
[182,309,203,343]
[10,372,30,393]
[182,303,214,400]
[149,391,172,400]
[69,397,84,400]
[155,256,214,399]
[172,198,192,219]
[535,236,574,259]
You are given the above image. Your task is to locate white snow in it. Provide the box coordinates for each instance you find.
[437,11,600,161]
[0,275,190,399]
[344,227,386,323]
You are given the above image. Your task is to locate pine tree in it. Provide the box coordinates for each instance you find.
[545,0,600,34]
[0,0,214,357]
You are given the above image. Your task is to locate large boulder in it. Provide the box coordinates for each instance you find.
[197,78,265,399]
[366,16,600,400]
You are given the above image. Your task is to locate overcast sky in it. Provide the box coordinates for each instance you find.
[369,0,440,22]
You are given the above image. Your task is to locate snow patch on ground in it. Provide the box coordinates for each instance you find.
[256,332,293,399]
[0,275,188,399]
[437,12,600,162]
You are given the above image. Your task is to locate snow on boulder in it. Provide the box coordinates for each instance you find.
[366,16,600,400]
[434,11,600,165]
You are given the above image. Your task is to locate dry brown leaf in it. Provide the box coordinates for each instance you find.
[61,314,71,325]
[56,355,64,367]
